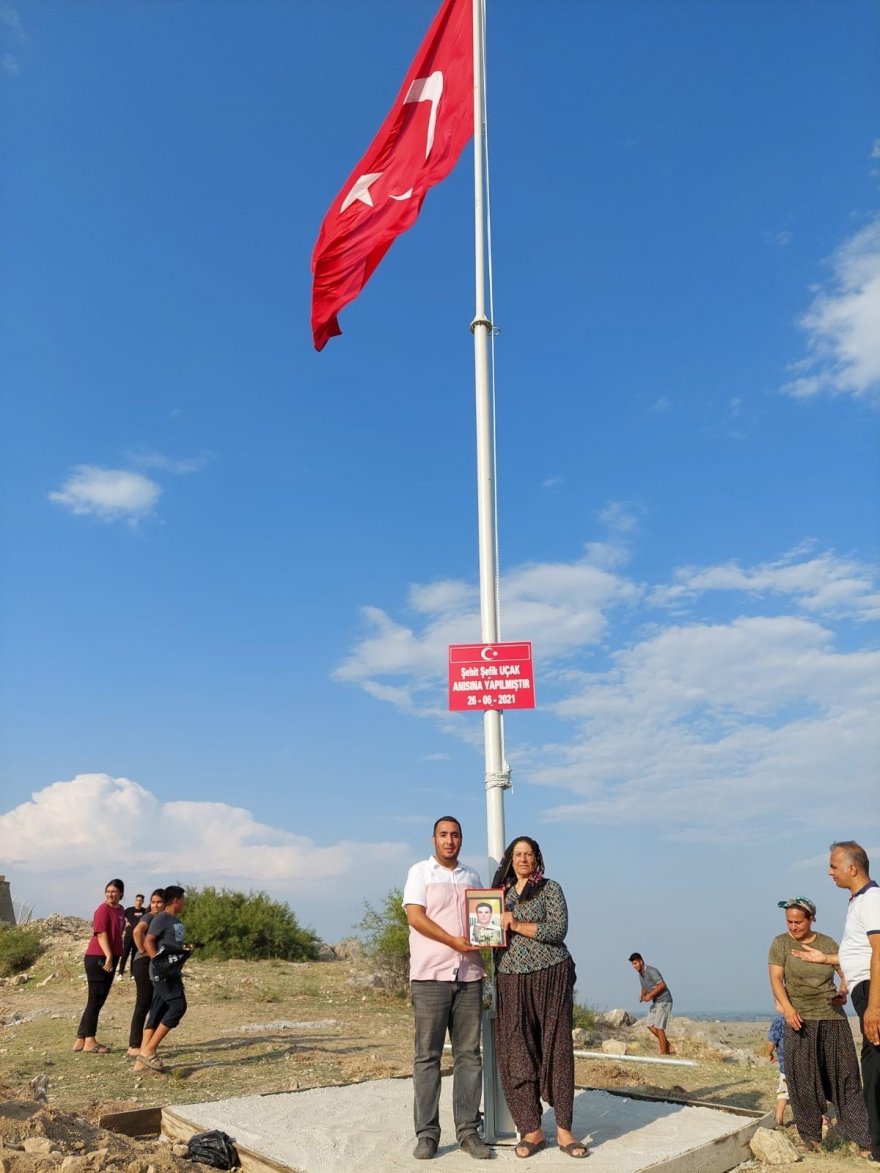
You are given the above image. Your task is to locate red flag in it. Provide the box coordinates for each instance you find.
[311,0,473,351]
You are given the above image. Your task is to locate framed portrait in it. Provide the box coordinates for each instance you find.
[465,888,506,948]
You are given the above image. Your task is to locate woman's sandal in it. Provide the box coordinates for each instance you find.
[559,1141,589,1158]
[793,1138,821,1154]
[515,1139,547,1158]
[82,1043,110,1054]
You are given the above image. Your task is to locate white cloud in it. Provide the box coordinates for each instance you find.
[782,216,880,403]
[651,547,880,621]
[335,539,879,845]
[2,52,18,74]
[0,774,409,923]
[49,466,161,523]
[0,2,24,37]
[334,549,639,712]
[598,501,639,534]
[532,613,879,840]
[127,449,212,475]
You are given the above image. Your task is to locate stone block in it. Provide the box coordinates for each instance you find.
[601,1008,636,1028]
[601,1038,628,1055]
[749,1125,801,1164]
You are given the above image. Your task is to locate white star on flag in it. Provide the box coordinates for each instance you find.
[340,172,384,213]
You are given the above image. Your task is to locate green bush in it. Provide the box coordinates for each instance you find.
[572,997,599,1033]
[355,886,410,992]
[181,887,319,962]
[0,925,44,977]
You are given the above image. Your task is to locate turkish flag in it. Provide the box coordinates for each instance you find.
[311,0,473,350]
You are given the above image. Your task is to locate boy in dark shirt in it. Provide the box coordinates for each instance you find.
[135,886,189,1072]
[118,894,145,978]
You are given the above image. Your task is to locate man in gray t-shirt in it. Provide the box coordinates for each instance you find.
[629,952,675,1055]
[135,885,189,1073]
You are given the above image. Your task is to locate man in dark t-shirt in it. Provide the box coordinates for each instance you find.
[135,886,188,1072]
[118,894,145,978]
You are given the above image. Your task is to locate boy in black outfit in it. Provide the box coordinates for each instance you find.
[135,886,189,1072]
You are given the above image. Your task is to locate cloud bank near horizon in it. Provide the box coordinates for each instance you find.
[1,774,409,923]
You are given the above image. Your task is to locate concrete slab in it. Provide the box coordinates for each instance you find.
[164,1078,770,1173]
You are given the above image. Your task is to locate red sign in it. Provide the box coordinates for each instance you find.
[448,642,536,712]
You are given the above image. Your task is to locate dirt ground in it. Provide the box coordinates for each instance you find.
[0,917,871,1171]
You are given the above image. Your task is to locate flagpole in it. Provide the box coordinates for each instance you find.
[471,0,507,878]
[471,0,515,1143]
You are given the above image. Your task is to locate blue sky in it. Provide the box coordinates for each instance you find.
[1,0,878,1015]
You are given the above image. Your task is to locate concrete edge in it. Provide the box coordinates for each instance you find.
[163,1106,304,1173]
[585,1084,769,1118]
[641,1109,775,1173]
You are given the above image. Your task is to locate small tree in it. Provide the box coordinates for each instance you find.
[355,886,410,992]
[182,886,319,961]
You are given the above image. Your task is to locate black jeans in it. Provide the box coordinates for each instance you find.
[129,955,153,1048]
[77,954,117,1039]
[118,930,137,975]
[146,974,187,1031]
[852,980,880,1159]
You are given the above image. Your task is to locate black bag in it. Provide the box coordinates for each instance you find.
[185,1129,240,1169]
[149,946,189,984]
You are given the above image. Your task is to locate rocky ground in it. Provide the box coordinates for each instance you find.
[0,916,870,1171]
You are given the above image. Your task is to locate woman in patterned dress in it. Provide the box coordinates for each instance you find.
[492,837,587,1159]
[768,896,870,1155]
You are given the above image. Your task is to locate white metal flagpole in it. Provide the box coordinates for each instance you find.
[470,0,515,1142]
[471,0,507,880]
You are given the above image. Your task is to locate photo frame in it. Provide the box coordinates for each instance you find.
[465,888,506,948]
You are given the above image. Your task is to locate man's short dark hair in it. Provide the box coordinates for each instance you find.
[433,815,462,836]
[628,952,643,963]
[135,894,144,900]
[830,841,870,872]
[476,902,492,913]
[163,885,185,902]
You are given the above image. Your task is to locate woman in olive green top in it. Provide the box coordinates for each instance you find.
[768,897,870,1154]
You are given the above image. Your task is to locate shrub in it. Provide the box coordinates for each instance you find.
[0,925,44,977]
[572,997,599,1033]
[355,887,410,992]
[181,887,319,962]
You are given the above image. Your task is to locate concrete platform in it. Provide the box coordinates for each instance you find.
[163,1077,771,1172]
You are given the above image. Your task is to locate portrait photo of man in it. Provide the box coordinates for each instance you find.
[467,892,505,947]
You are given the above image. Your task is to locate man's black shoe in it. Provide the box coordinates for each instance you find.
[413,1136,438,1160]
[460,1132,492,1159]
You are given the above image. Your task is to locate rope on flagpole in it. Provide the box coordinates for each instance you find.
[485,767,512,793]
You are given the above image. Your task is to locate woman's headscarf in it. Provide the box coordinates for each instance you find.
[492,836,546,903]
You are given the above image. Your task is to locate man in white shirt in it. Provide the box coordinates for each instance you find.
[794,840,880,1162]
[403,816,491,1161]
